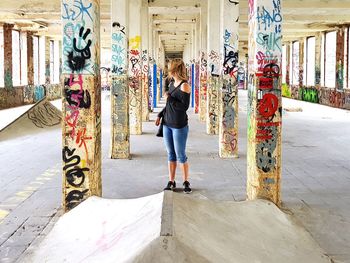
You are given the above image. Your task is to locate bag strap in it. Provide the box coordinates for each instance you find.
[169,80,186,95]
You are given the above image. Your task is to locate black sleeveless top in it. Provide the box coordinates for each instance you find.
[158,80,190,128]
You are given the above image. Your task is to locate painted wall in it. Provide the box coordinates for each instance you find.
[283,85,350,110]
[0,84,61,110]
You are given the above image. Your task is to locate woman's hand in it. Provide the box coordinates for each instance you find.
[155,117,161,126]
[164,92,169,99]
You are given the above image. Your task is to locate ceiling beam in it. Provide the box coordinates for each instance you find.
[149,7,200,15]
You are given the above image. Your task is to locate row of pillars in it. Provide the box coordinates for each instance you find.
[284,28,347,90]
[61,0,283,211]
[1,24,53,89]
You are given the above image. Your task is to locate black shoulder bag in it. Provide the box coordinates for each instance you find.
[156,116,164,137]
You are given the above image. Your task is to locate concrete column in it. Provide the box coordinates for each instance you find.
[206,0,221,135]
[299,39,305,87]
[315,33,322,88]
[284,42,290,86]
[244,53,249,90]
[336,28,345,90]
[343,28,348,89]
[27,32,34,85]
[219,0,239,158]
[110,0,130,159]
[247,0,282,205]
[156,32,161,104]
[141,0,149,121]
[199,0,208,122]
[194,17,201,113]
[3,24,13,88]
[148,14,154,112]
[61,0,101,211]
[128,0,142,135]
[45,37,51,84]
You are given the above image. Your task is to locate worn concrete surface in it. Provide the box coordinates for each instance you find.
[0,90,349,262]
[28,192,331,263]
[30,193,163,263]
[0,98,61,141]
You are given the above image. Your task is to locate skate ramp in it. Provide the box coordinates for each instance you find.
[0,98,61,141]
[31,192,331,263]
[31,193,163,263]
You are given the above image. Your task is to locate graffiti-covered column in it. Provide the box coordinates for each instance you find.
[315,33,322,88]
[141,0,150,121]
[299,39,304,87]
[3,24,13,88]
[219,0,239,158]
[206,0,221,135]
[199,0,208,122]
[61,0,101,211]
[27,32,34,86]
[148,14,154,112]
[194,17,201,113]
[284,42,290,86]
[110,0,130,159]
[336,28,345,90]
[129,0,142,135]
[45,37,51,84]
[247,0,282,205]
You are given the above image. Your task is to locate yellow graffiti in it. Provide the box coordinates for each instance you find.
[129,36,141,50]
[0,209,9,221]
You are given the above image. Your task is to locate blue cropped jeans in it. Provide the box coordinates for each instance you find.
[163,125,189,163]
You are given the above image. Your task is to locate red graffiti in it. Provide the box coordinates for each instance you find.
[76,128,92,160]
[258,93,278,118]
[329,90,345,108]
[259,77,273,90]
[65,107,80,137]
[256,51,278,72]
[222,131,237,152]
[195,88,199,113]
[64,74,92,160]
[130,50,139,56]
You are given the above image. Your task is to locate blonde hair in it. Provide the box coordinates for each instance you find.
[168,59,188,81]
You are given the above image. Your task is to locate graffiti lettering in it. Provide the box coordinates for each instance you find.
[27,101,61,128]
[63,146,90,188]
[223,46,238,76]
[62,0,93,21]
[256,0,282,31]
[65,189,89,210]
[68,26,92,72]
[257,33,281,53]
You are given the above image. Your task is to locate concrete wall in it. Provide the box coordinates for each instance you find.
[282,28,350,110]
[0,84,61,110]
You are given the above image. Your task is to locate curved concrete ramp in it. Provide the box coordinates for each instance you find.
[32,193,163,263]
[31,192,331,263]
[0,98,61,141]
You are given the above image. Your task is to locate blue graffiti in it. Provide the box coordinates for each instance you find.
[224,29,232,44]
[256,0,282,31]
[34,86,45,102]
[62,0,93,22]
[257,32,282,53]
[112,33,124,43]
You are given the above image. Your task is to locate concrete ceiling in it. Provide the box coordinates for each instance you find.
[0,0,350,54]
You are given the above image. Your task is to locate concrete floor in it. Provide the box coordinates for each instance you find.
[0,90,350,262]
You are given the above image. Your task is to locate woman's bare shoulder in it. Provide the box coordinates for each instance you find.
[181,82,191,93]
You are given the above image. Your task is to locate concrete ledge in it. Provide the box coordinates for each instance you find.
[160,191,173,237]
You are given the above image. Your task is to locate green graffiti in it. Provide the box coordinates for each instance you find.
[4,72,12,88]
[299,87,319,103]
[336,64,344,89]
[281,83,291,98]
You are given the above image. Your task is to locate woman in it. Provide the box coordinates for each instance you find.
[155,59,192,193]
